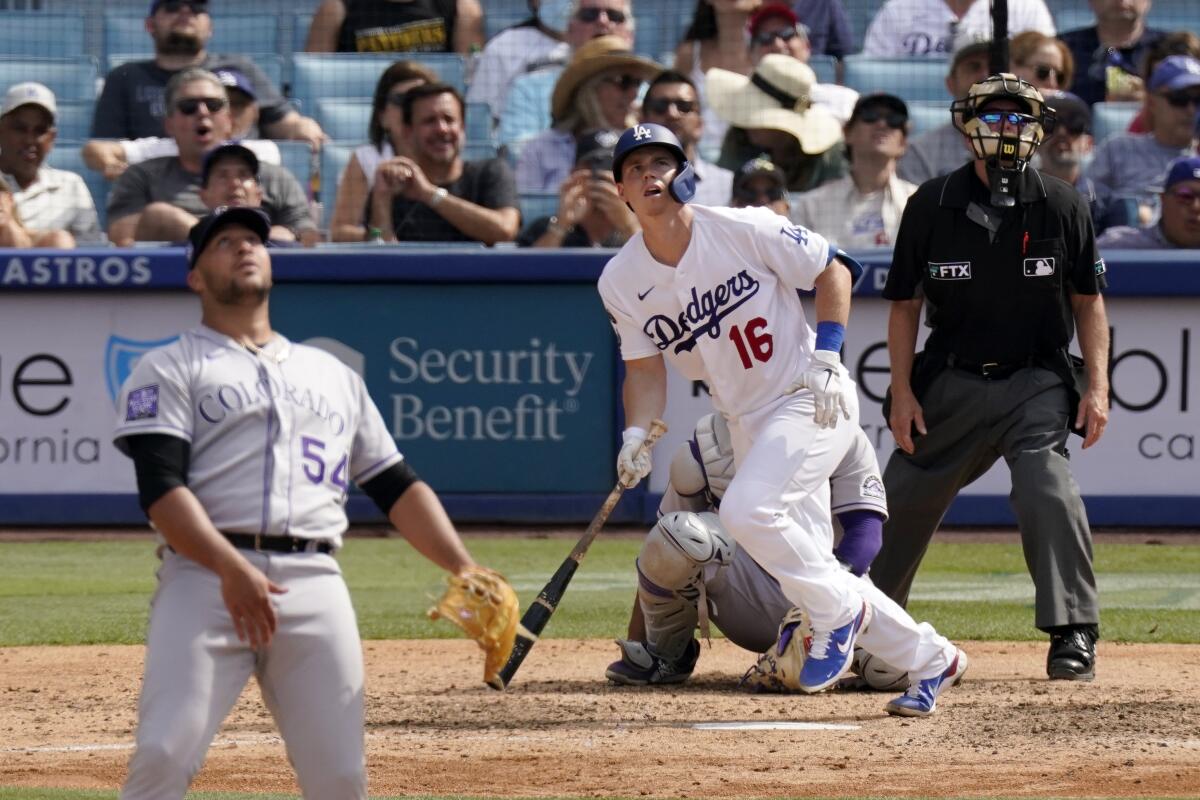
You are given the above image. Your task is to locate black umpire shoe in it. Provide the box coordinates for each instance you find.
[1047,625,1097,681]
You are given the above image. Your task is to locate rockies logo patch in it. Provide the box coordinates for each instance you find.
[861,475,886,500]
[125,384,160,421]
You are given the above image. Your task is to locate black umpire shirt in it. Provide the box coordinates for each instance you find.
[883,162,1107,366]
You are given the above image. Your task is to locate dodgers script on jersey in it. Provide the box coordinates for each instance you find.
[113,326,403,544]
[599,205,831,417]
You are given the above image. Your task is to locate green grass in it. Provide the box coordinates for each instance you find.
[0,537,1197,647]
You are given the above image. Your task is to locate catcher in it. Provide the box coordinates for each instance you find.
[607,413,967,714]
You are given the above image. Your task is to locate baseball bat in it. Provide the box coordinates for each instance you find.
[488,419,668,690]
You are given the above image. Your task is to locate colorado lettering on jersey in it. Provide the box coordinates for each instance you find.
[642,270,761,353]
[197,375,348,435]
[928,261,972,280]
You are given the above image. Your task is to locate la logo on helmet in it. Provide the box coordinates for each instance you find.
[633,125,652,140]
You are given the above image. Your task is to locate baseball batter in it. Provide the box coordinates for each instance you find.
[112,206,496,798]
[600,123,965,714]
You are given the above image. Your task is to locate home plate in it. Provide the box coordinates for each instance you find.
[691,721,860,731]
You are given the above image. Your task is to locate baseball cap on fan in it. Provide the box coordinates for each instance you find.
[950,29,991,71]
[747,3,804,39]
[213,68,256,101]
[1148,55,1200,93]
[150,0,207,13]
[201,140,259,186]
[1151,155,1200,193]
[0,82,57,121]
[186,206,270,269]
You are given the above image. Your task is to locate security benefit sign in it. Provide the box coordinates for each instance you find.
[0,293,200,493]
[271,284,615,493]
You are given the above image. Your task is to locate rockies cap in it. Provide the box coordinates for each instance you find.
[1148,54,1200,93]
[0,81,57,121]
[201,141,259,186]
[1153,155,1200,193]
[186,206,271,269]
[732,155,787,193]
[213,68,256,101]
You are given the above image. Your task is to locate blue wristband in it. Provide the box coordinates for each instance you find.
[815,321,845,353]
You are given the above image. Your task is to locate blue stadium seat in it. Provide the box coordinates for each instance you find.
[45,140,110,229]
[1051,7,1094,34]
[905,99,950,137]
[484,3,530,41]
[0,57,98,102]
[808,55,837,86]
[462,142,497,160]
[277,140,316,196]
[519,192,558,225]
[319,142,355,226]
[294,13,314,53]
[314,99,492,144]
[0,14,85,59]
[841,0,889,53]
[104,12,281,66]
[106,53,285,92]
[1091,102,1139,145]
[843,56,949,102]
[54,100,94,141]
[291,54,466,118]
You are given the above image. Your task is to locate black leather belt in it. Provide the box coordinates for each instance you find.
[223,532,335,554]
[946,354,1035,381]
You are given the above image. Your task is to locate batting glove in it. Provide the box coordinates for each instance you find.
[617,426,652,488]
[787,350,851,429]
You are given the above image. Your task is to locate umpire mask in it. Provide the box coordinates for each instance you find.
[951,74,1054,207]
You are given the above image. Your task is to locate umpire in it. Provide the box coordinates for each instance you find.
[871,74,1110,681]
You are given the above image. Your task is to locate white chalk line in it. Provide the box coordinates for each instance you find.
[691,721,861,731]
[3,734,283,754]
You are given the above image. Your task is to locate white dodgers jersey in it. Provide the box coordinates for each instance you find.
[599,205,831,417]
[113,326,403,544]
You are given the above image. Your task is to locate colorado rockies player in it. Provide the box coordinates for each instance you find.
[600,123,965,714]
[112,206,493,798]
[606,412,893,686]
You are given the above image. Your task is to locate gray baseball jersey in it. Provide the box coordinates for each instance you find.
[113,324,399,799]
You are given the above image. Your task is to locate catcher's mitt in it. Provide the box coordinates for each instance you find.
[738,607,812,693]
[428,565,519,689]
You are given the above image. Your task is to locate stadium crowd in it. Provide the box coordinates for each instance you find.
[0,0,1196,251]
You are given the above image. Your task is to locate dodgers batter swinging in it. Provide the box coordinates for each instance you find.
[112,206,502,798]
[600,123,966,715]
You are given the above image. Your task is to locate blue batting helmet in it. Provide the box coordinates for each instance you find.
[611,122,697,203]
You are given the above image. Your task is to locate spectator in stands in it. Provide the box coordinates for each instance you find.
[1097,155,1200,248]
[638,70,732,206]
[83,68,281,181]
[0,177,74,248]
[518,129,638,246]
[863,0,1054,57]
[1128,32,1200,134]
[747,4,857,122]
[1060,0,1165,106]
[197,142,313,244]
[0,82,100,246]
[1010,31,1075,94]
[106,70,317,247]
[1086,55,1200,227]
[90,0,325,147]
[466,0,572,122]
[366,83,520,244]
[1036,91,1101,210]
[330,60,438,242]
[729,154,791,216]
[305,0,483,55]
[499,0,636,159]
[791,92,917,247]
[707,53,846,192]
[790,0,855,61]
[515,34,659,193]
[897,32,991,185]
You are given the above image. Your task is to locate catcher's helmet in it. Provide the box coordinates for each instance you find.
[950,73,1054,172]
[612,122,697,203]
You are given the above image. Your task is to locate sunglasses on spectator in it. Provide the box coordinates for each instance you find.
[1029,64,1065,84]
[158,1,208,13]
[644,97,698,115]
[601,74,641,91]
[1162,92,1200,109]
[752,26,803,47]
[576,7,627,24]
[856,108,907,128]
[175,96,227,115]
[1166,186,1200,205]
[735,186,786,203]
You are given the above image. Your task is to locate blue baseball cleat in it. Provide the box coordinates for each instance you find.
[884,648,969,717]
[799,601,871,693]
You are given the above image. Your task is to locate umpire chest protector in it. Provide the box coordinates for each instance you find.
[885,163,1106,366]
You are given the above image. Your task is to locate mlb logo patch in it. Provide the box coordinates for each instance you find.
[125,385,160,421]
[928,261,972,280]
[1024,257,1055,277]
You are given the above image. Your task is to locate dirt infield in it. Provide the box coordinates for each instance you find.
[2,640,1198,798]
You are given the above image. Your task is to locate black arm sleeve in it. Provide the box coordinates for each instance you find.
[360,460,421,516]
[123,434,190,514]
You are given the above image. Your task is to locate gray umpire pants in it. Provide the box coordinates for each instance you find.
[871,366,1099,631]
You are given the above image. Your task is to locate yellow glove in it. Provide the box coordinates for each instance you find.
[428,565,519,689]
